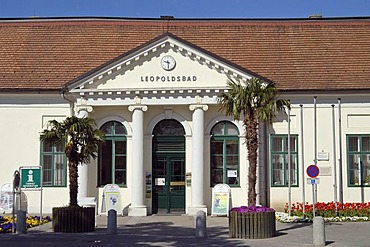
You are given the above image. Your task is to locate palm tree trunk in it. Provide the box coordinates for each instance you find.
[68,146,79,207]
[68,161,79,207]
[245,112,259,206]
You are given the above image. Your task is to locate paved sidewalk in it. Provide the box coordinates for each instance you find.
[1,215,370,246]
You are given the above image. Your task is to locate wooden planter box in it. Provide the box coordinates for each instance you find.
[52,207,95,233]
[229,211,276,239]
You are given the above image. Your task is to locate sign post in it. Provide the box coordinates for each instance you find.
[12,170,20,233]
[306,165,320,217]
[19,166,43,222]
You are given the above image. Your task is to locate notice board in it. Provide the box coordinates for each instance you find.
[103,184,121,214]
[211,184,231,216]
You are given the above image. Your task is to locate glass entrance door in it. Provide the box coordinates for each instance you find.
[153,155,185,213]
[152,119,186,214]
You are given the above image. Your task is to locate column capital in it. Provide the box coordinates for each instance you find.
[189,95,208,111]
[74,104,93,115]
[189,104,208,111]
[128,104,148,112]
[129,96,148,112]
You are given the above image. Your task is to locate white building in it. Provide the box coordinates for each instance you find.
[0,16,370,216]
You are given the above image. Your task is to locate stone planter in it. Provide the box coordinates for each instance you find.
[52,206,95,233]
[229,211,276,239]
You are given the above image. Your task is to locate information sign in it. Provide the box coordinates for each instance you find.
[307,178,320,185]
[103,184,121,214]
[20,166,42,190]
[211,184,230,216]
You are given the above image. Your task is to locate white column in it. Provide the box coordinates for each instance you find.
[188,103,208,215]
[75,104,93,202]
[128,104,148,216]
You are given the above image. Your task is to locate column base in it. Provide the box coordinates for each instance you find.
[187,205,208,216]
[128,205,147,216]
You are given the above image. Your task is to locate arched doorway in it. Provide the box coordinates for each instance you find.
[152,119,185,214]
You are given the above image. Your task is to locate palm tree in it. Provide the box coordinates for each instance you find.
[218,78,290,206]
[40,116,105,207]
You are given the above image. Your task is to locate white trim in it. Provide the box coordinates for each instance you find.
[96,115,133,136]
[205,116,243,136]
[147,112,192,136]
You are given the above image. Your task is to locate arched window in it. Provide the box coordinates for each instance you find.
[153,119,185,136]
[210,121,239,186]
[152,119,185,153]
[98,121,127,186]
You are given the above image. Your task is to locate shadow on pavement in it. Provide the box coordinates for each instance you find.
[277,222,311,232]
[0,221,253,247]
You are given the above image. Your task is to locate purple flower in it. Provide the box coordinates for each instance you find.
[231,205,275,213]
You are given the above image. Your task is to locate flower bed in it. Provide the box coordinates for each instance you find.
[229,206,276,239]
[278,202,370,223]
[0,215,51,233]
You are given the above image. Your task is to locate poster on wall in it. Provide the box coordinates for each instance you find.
[211,184,231,216]
[146,171,152,198]
[186,172,191,187]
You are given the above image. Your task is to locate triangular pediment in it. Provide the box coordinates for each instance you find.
[68,33,261,97]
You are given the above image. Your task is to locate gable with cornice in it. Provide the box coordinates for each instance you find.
[67,34,260,106]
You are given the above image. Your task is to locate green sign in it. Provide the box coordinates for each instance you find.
[20,166,42,190]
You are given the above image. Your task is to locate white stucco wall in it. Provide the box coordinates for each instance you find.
[0,94,71,214]
[270,99,370,211]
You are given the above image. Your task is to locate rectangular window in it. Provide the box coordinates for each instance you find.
[40,141,66,187]
[98,139,127,186]
[347,135,370,186]
[114,140,127,185]
[270,135,298,187]
[210,137,239,187]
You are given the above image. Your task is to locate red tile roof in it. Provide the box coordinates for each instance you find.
[0,17,369,92]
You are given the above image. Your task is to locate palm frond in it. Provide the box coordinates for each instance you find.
[217,77,290,206]
[40,115,105,207]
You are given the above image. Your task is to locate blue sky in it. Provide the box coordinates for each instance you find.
[0,0,369,19]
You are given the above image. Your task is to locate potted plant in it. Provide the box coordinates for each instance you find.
[40,116,104,232]
[229,206,276,239]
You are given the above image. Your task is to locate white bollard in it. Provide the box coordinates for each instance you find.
[313,216,326,246]
[195,211,206,238]
[107,209,117,235]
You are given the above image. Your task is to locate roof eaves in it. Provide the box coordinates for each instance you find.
[1,15,370,24]
[0,88,62,93]
[280,88,370,94]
